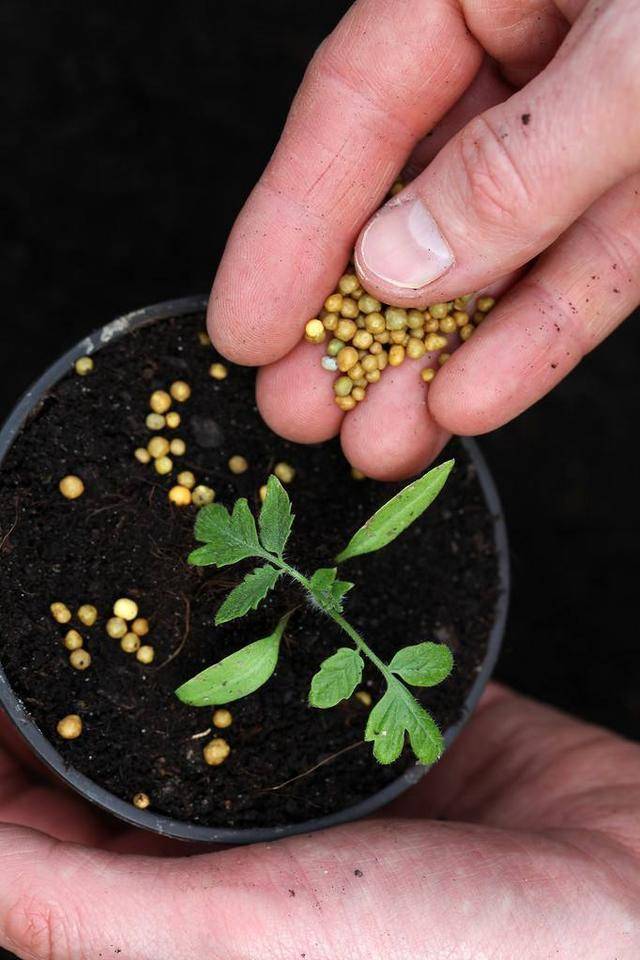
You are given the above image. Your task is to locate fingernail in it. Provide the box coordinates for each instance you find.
[356,196,454,289]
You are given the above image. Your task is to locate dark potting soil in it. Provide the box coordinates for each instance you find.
[0,314,499,829]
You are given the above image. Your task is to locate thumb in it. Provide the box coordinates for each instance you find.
[354,0,639,305]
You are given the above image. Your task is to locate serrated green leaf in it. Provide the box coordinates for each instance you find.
[194,502,228,542]
[336,460,455,564]
[309,648,364,708]
[232,498,260,548]
[175,613,291,706]
[389,642,454,687]
[215,564,282,625]
[331,579,353,604]
[191,499,260,567]
[364,680,444,765]
[259,474,293,556]
[309,567,354,614]
[188,543,221,567]
[309,567,337,596]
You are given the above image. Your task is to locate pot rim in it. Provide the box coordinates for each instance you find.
[0,295,510,845]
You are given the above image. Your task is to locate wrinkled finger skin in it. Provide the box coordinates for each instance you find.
[429,173,640,435]
[253,55,521,470]
[209,0,481,366]
[210,0,640,481]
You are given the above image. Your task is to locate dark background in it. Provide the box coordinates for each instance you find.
[0,4,638,952]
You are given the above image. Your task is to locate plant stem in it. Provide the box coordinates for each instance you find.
[329,610,393,679]
[270,555,393,684]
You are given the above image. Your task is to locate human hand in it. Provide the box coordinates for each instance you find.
[1,684,639,959]
[208,0,640,480]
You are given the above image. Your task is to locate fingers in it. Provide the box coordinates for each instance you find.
[0,825,193,959]
[354,0,640,306]
[464,0,570,86]
[429,172,640,434]
[340,351,448,480]
[254,59,518,454]
[256,340,343,443]
[257,339,449,469]
[3,806,639,960]
[209,0,482,366]
[337,273,516,477]
[256,274,517,463]
[404,58,513,179]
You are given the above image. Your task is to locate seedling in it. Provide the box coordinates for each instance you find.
[176,460,455,766]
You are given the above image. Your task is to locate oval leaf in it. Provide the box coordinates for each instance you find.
[336,460,454,564]
[309,647,364,708]
[175,614,290,707]
[389,642,453,687]
[259,474,293,556]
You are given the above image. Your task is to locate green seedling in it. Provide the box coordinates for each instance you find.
[176,460,455,765]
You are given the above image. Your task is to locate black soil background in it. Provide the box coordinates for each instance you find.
[0,1,638,955]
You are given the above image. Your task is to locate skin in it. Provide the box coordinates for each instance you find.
[3,5,638,956]
[209,0,640,480]
[1,685,640,957]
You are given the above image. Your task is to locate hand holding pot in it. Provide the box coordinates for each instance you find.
[1,685,639,958]
[209,0,640,480]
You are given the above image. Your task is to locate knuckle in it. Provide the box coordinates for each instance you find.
[307,39,353,98]
[522,275,590,360]
[307,38,418,142]
[580,211,640,288]
[4,892,78,960]
[457,114,534,234]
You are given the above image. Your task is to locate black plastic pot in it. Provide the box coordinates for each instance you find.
[0,296,509,845]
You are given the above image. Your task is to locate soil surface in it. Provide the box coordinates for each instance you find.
[0,314,499,829]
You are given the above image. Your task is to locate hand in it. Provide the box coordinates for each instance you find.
[1,685,639,959]
[208,0,640,480]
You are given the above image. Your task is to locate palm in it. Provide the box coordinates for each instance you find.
[1,686,639,959]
